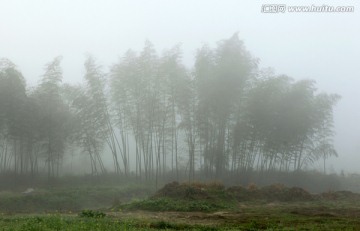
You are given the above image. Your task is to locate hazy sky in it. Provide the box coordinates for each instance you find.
[1,0,359,173]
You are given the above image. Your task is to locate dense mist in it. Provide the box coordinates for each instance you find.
[2,2,360,230]
[1,0,359,178]
[0,34,340,181]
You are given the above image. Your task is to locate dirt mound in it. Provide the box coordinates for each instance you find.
[227,185,259,201]
[227,184,313,202]
[320,190,360,200]
[261,185,313,201]
[154,182,313,202]
[286,187,314,201]
[153,181,211,200]
[153,182,360,204]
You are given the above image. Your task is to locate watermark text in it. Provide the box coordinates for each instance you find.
[261,4,354,13]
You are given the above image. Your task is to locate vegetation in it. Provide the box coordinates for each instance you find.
[0,34,340,182]
[1,211,360,231]
[120,181,235,212]
[79,209,106,218]
[1,181,360,230]
[0,178,360,230]
[116,182,313,213]
[0,180,154,213]
[0,31,348,228]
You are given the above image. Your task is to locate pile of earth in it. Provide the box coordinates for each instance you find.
[119,182,360,212]
[152,181,225,200]
[318,190,360,201]
[153,182,314,202]
[227,184,313,202]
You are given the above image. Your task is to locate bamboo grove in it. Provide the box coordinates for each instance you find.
[0,34,340,180]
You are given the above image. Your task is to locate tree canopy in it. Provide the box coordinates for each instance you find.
[0,34,340,180]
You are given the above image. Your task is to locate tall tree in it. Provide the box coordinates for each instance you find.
[34,56,70,178]
[0,59,28,173]
[195,33,257,176]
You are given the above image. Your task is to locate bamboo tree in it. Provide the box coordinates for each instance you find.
[32,56,71,178]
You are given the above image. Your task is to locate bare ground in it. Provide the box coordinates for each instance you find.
[108,202,360,227]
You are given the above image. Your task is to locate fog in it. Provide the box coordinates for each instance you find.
[1,0,360,174]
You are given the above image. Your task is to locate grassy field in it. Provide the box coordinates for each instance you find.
[1,181,360,230]
[0,183,154,213]
[1,202,360,230]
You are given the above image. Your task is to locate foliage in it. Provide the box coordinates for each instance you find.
[120,197,233,212]
[79,209,106,218]
[2,181,360,230]
[0,182,154,213]
[0,34,340,180]
[1,206,360,231]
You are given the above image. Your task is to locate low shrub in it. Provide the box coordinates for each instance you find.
[79,209,106,218]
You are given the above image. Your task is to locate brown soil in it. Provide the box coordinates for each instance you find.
[153,181,228,200]
[109,204,360,227]
[319,190,360,200]
[154,181,314,202]
[113,182,360,227]
[290,207,360,218]
[151,182,360,207]
[152,181,211,200]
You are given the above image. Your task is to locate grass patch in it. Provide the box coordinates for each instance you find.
[118,181,237,212]
[120,197,235,212]
[0,214,228,230]
[79,209,106,218]
[3,180,360,230]
[0,215,141,231]
[0,184,154,213]
[2,208,360,231]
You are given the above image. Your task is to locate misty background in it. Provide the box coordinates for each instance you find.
[1,0,359,173]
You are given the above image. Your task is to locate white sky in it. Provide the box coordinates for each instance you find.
[1,0,359,173]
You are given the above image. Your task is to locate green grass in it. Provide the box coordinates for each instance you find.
[2,182,360,230]
[1,206,360,231]
[79,210,106,218]
[117,181,237,212]
[0,215,144,231]
[0,184,154,213]
[0,214,228,231]
[119,197,235,212]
